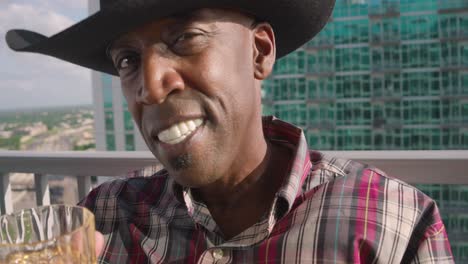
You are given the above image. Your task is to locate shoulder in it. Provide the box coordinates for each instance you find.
[300,151,452,262]
[81,166,171,204]
[307,150,444,233]
[79,167,172,231]
[306,150,438,217]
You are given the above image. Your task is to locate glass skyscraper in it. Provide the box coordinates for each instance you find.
[263,0,468,261]
[264,0,468,151]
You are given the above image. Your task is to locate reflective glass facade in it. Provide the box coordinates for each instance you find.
[102,75,116,151]
[99,74,137,151]
[123,101,136,151]
[263,0,468,261]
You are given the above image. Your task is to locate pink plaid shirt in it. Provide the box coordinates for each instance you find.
[80,117,454,263]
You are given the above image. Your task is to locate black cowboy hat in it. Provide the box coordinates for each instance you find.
[5,0,335,76]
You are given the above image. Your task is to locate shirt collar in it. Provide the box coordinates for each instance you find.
[262,116,312,219]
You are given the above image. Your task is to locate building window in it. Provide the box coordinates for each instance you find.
[105,110,114,131]
[106,133,116,151]
[125,133,135,151]
[440,13,467,39]
[441,43,456,67]
[102,74,113,109]
[308,77,335,99]
[273,51,306,74]
[442,71,460,95]
[371,17,400,43]
[307,49,335,73]
[334,20,369,44]
[335,47,370,71]
[272,78,307,101]
[401,14,438,41]
[336,129,372,150]
[274,104,307,127]
[402,72,439,96]
[124,110,134,131]
[333,0,368,18]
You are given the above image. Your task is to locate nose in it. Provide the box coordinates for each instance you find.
[136,49,185,105]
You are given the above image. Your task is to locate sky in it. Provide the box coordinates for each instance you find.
[0,0,91,110]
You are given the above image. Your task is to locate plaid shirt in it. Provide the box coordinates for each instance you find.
[80,117,454,263]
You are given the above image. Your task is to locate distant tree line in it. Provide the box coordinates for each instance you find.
[0,135,21,150]
[0,105,94,150]
[73,143,96,151]
[0,106,93,131]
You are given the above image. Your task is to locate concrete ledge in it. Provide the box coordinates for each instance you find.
[0,150,467,184]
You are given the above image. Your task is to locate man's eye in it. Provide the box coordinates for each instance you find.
[116,55,140,71]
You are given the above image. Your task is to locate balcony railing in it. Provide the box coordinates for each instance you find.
[0,151,158,214]
[1,150,468,215]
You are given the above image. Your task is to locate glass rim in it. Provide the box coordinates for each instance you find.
[0,204,95,248]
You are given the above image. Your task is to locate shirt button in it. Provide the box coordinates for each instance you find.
[212,248,224,260]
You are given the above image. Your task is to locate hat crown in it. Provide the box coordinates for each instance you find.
[99,0,120,9]
[99,0,111,9]
[98,0,154,10]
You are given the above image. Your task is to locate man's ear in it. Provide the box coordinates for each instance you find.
[252,23,276,80]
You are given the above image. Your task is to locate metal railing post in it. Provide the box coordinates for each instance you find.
[34,173,50,206]
[77,176,92,202]
[0,173,13,215]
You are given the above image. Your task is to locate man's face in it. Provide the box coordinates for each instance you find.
[109,9,274,187]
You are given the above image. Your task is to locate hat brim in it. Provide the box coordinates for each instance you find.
[5,0,335,76]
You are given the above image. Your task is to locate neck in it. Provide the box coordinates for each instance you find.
[194,135,269,208]
[194,110,268,207]
[191,139,289,239]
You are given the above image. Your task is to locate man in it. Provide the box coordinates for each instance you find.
[6,0,454,263]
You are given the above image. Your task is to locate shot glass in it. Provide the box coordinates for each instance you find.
[0,205,96,263]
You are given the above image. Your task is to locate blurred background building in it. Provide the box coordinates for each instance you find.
[90,0,468,261]
[264,0,468,151]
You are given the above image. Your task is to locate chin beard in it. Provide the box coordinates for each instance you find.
[170,153,192,171]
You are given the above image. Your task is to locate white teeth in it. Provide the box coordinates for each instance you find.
[169,125,181,139]
[179,122,189,135]
[186,120,196,130]
[158,118,203,144]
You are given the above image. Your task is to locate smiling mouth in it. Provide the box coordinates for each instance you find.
[157,118,203,145]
